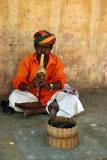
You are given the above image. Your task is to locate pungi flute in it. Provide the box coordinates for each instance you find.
[36,53,46,99]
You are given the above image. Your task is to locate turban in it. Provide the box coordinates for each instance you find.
[34,30,56,46]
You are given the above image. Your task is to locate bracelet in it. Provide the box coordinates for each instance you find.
[49,83,54,90]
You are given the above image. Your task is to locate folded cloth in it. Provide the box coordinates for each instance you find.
[62,84,79,98]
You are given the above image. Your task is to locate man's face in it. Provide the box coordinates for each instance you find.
[35,44,52,60]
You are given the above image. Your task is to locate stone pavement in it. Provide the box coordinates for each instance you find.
[0,89,107,160]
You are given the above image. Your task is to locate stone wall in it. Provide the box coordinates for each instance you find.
[0,0,107,96]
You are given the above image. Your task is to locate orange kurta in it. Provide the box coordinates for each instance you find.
[13,52,66,106]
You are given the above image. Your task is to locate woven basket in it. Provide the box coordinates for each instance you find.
[47,116,77,138]
[47,116,78,149]
[47,134,78,149]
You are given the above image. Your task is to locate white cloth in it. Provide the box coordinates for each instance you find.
[46,84,84,118]
[9,90,38,112]
[46,91,84,118]
[9,84,84,118]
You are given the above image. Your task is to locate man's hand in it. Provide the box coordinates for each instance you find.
[32,75,42,88]
[19,82,27,91]
[27,75,41,89]
[38,79,51,90]
[20,71,50,90]
[27,72,49,89]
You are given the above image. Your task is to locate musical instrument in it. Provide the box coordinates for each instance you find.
[36,53,46,97]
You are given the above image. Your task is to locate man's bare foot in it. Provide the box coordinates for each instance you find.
[24,108,46,118]
[24,109,35,118]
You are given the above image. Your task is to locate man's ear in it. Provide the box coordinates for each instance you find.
[50,44,53,50]
[34,43,38,50]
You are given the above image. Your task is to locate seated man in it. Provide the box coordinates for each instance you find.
[2,30,84,118]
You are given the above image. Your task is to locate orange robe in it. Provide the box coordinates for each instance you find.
[12,53,66,106]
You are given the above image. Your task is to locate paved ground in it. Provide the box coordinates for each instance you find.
[0,89,107,160]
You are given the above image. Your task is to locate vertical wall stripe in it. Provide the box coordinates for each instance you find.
[50,0,61,55]
[89,0,101,55]
[8,0,18,57]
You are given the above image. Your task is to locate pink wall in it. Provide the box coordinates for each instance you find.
[0,0,107,96]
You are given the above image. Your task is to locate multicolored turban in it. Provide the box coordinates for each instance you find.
[34,30,56,46]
